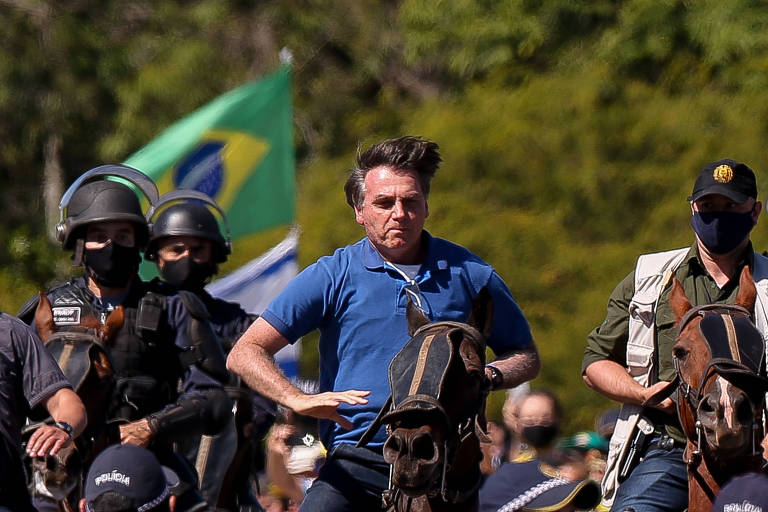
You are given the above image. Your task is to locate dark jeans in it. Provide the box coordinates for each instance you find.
[610,446,688,512]
[299,443,390,512]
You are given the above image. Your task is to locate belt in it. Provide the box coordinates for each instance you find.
[646,434,685,451]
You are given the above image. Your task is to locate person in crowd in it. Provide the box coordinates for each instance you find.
[557,431,609,482]
[144,190,272,509]
[510,389,563,463]
[0,314,87,511]
[582,159,767,512]
[227,135,541,511]
[79,444,179,512]
[481,419,514,474]
[265,380,325,504]
[19,165,230,511]
[711,472,768,512]
[501,383,531,462]
[479,458,601,512]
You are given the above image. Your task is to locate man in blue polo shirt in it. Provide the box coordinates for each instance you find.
[228,135,540,511]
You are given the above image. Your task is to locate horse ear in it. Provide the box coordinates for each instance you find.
[735,265,757,315]
[406,298,430,336]
[669,277,693,326]
[34,292,56,343]
[466,286,494,339]
[100,305,125,344]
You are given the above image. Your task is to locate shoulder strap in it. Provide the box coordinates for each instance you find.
[634,248,689,298]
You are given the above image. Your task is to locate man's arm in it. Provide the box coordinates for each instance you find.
[486,344,541,389]
[227,317,369,430]
[27,388,86,457]
[122,293,230,446]
[583,360,675,413]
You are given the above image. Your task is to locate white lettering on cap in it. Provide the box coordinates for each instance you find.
[94,469,131,487]
[723,501,762,512]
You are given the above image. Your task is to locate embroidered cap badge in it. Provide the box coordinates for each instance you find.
[713,164,734,183]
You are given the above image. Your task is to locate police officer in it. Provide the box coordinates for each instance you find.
[19,166,230,512]
[145,190,273,510]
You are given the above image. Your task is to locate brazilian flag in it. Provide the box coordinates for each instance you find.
[124,65,295,241]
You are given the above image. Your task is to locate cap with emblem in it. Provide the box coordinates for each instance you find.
[689,158,757,203]
[711,472,768,512]
[479,459,601,512]
[84,444,178,512]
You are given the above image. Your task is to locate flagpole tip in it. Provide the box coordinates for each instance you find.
[279,47,294,66]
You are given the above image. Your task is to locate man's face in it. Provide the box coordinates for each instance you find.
[156,236,213,269]
[84,221,136,249]
[354,166,428,264]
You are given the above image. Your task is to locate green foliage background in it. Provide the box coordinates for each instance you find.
[4,0,768,434]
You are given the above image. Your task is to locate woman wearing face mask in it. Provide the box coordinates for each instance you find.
[512,390,563,462]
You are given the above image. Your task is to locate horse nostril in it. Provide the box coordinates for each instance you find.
[700,396,716,415]
[736,397,754,424]
[385,434,404,455]
[411,432,437,462]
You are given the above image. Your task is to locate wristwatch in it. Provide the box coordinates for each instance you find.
[485,364,504,391]
[54,421,75,440]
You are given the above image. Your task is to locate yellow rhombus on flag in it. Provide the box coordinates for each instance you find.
[124,65,295,242]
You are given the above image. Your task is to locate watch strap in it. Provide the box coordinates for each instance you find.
[54,421,74,439]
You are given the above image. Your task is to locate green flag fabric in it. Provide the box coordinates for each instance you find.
[124,66,295,240]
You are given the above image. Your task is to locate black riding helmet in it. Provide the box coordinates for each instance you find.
[60,180,149,250]
[145,202,230,263]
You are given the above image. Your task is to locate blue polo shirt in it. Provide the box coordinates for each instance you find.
[262,232,534,448]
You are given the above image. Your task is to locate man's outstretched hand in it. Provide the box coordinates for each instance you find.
[285,389,370,430]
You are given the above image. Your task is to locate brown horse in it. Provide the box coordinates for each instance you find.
[359,288,493,512]
[657,267,768,512]
[25,292,123,511]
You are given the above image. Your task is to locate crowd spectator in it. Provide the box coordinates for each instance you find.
[479,458,600,512]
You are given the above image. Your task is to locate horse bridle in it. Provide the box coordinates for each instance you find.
[671,304,768,463]
[378,321,490,507]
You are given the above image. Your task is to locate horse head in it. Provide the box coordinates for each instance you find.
[30,442,82,502]
[29,292,124,507]
[668,266,768,468]
[379,287,493,507]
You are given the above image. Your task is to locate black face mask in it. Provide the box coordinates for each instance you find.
[690,210,755,255]
[159,257,214,291]
[522,424,560,449]
[84,243,140,288]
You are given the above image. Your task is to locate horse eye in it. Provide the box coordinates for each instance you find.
[673,346,688,360]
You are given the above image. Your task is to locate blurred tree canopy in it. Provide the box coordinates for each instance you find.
[4,0,768,432]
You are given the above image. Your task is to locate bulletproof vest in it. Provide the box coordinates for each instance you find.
[46,281,182,423]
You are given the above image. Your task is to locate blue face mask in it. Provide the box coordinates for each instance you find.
[690,210,755,255]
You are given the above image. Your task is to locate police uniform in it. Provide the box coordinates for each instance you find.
[0,313,71,511]
[19,277,230,511]
[145,191,275,509]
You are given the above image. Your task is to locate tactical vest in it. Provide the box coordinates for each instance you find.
[601,248,768,508]
[45,281,182,423]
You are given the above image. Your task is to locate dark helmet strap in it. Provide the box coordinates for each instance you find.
[72,238,85,266]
